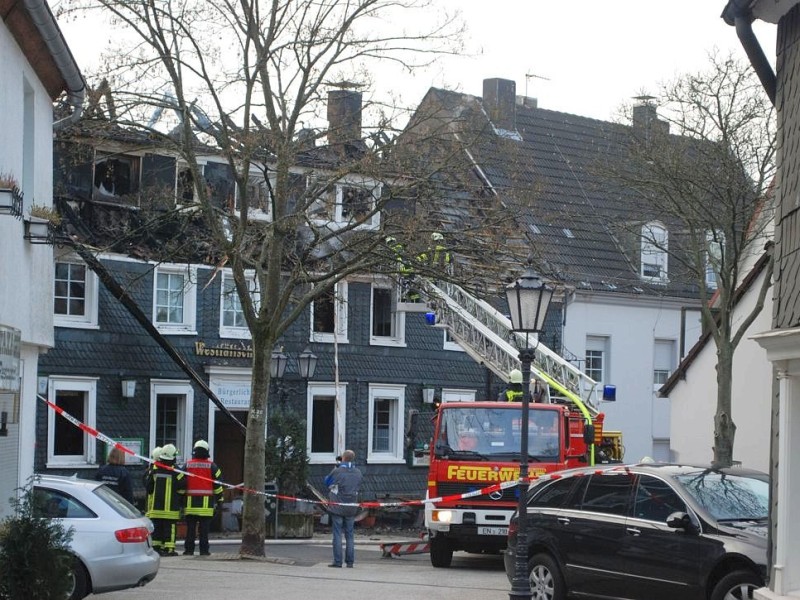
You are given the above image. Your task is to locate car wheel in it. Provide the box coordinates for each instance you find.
[429,536,453,568]
[528,553,566,600]
[710,570,761,600]
[67,560,89,600]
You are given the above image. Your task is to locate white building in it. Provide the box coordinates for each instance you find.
[0,0,83,517]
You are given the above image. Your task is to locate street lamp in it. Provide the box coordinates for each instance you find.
[297,346,318,380]
[505,264,553,600]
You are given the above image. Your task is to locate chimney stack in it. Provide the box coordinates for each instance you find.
[632,98,669,136]
[327,90,362,146]
[483,78,516,132]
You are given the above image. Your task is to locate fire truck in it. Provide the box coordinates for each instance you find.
[424,399,618,567]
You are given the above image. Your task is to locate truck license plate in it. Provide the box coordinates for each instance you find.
[477,526,508,536]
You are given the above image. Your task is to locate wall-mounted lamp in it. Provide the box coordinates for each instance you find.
[0,185,23,218]
[422,387,436,404]
[297,346,318,380]
[121,378,137,399]
[270,346,288,379]
[23,216,53,245]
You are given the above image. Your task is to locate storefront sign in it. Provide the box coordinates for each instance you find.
[211,380,252,409]
[0,325,21,393]
[194,341,253,359]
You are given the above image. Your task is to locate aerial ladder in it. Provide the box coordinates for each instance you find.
[411,278,623,462]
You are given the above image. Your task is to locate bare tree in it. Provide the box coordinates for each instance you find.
[58,0,525,555]
[610,53,776,467]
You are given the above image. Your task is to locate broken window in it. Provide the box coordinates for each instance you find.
[94,153,140,201]
[339,185,373,221]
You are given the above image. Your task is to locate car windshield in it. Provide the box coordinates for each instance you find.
[95,484,143,518]
[675,470,769,521]
[436,406,561,461]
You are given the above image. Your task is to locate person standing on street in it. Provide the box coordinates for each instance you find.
[181,440,224,556]
[145,443,185,556]
[325,449,363,568]
[95,446,134,503]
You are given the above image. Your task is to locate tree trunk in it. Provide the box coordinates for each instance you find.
[713,343,737,467]
[239,336,271,556]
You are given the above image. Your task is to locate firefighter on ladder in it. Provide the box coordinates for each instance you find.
[498,369,546,402]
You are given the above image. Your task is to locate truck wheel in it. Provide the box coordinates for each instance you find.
[709,570,761,600]
[429,536,453,568]
[528,553,565,600]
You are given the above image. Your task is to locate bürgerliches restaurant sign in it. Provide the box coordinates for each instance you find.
[194,341,253,359]
[0,325,21,393]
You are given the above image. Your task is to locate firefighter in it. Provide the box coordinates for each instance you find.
[418,232,452,272]
[386,235,420,302]
[145,443,185,556]
[497,369,524,402]
[180,440,224,556]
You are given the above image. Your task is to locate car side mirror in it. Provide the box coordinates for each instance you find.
[666,511,697,533]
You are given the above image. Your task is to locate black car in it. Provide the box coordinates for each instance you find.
[504,463,768,600]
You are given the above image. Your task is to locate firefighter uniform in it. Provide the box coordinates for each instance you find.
[145,444,185,556]
[498,368,524,402]
[180,440,224,556]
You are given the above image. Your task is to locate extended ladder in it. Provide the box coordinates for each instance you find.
[417,278,600,418]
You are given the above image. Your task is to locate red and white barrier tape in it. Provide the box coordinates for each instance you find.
[38,393,525,509]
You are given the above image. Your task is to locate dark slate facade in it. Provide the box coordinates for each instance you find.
[36,256,494,509]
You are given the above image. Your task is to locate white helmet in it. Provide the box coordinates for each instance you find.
[160,444,178,461]
[194,439,209,451]
[509,369,523,384]
[432,232,444,241]
[151,446,162,460]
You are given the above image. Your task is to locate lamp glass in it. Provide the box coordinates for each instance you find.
[270,348,288,379]
[297,346,318,379]
[505,267,553,333]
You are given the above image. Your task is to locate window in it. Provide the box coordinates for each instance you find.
[153,265,197,334]
[307,178,380,229]
[633,476,686,522]
[529,478,579,509]
[641,221,668,282]
[234,173,272,218]
[310,282,348,343]
[307,382,347,464]
[94,152,140,201]
[219,270,257,339]
[47,377,97,467]
[339,185,376,225]
[653,339,676,388]
[705,229,724,290]
[575,473,634,516]
[150,380,194,461]
[53,259,98,328]
[371,283,405,346]
[585,336,609,383]
[33,488,96,519]
[443,330,464,352]
[367,384,406,463]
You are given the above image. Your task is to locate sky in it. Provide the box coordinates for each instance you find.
[54,0,778,124]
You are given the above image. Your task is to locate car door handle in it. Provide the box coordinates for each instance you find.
[557,517,570,526]
[626,527,641,536]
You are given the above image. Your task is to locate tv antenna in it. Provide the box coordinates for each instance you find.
[525,72,551,97]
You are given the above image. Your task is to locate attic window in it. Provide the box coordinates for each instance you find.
[94,153,140,199]
[641,221,668,282]
[562,228,575,238]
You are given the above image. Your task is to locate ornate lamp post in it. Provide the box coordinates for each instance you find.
[505,265,553,600]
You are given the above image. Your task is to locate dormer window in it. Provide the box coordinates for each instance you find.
[308,178,380,229]
[94,153,140,200]
[641,221,668,282]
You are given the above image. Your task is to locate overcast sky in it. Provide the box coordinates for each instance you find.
[55,0,777,124]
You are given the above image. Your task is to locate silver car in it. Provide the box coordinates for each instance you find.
[33,474,160,599]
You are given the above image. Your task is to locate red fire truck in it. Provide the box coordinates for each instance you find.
[424,400,617,567]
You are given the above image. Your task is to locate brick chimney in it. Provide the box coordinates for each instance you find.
[632,99,669,136]
[483,78,516,132]
[327,90,362,146]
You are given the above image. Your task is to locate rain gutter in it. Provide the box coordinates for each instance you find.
[722,0,777,106]
[21,0,85,128]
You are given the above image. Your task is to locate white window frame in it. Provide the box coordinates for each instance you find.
[308,176,381,230]
[443,330,464,352]
[219,269,257,339]
[307,382,347,465]
[149,379,195,462]
[441,388,476,402]
[310,281,349,344]
[586,335,610,384]
[46,376,98,468]
[705,229,724,290]
[367,384,406,464]
[370,281,405,347]
[53,256,99,329]
[641,221,669,283]
[334,182,381,229]
[233,171,273,222]
[653,339,676,390]
[152,263,197,334]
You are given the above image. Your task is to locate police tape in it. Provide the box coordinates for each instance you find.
[38,393,526,510]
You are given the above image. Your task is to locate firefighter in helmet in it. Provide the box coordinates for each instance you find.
[145,443,185,556]
[180,440,224,556]
[497,369,524,402]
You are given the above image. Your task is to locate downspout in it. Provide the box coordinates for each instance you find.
[22,0,86,127]
[722,2,777,106]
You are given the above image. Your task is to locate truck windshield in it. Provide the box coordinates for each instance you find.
[436,406,560,461]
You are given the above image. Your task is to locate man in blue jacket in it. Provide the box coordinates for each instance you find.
[324,449,363,568]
